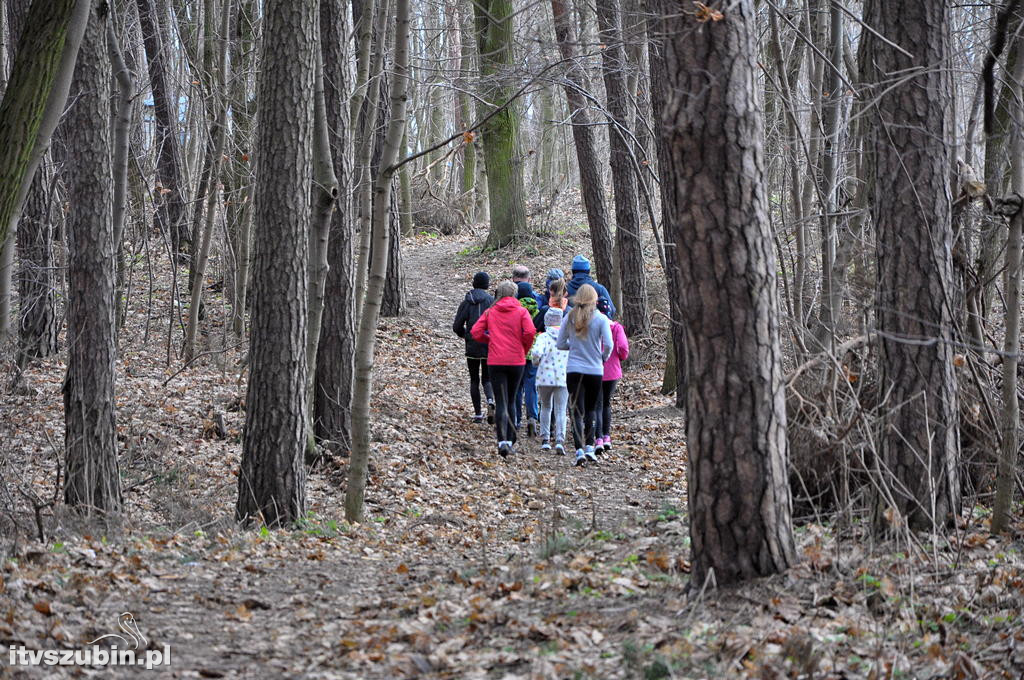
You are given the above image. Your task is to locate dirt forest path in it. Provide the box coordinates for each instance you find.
[5,233,693,680]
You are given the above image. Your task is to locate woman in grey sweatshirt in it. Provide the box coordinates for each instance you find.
[556,284,613,465]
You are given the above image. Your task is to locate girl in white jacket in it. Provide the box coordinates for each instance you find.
[531,307,570,454]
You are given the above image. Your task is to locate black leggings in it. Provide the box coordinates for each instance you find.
[467,357,493,415]
[594,379,618,438]
[490,364,524,444]
[567,372,602,450]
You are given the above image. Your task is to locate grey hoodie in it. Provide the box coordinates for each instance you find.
[556,310,612,375]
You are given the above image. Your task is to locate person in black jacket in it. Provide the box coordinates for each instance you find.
[453,272,495,423]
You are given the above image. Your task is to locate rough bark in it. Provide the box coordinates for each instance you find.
[16,157,57,364]
[314,0,356,452]
[549,0,614,284]
[660,0,796,585]
[236,0,315,527]
[596,0,649,337]
[862,0,960,531]
[63,2,121,513]
[107,10,134,327]
[136,0,188,257]
[474,0,527,249]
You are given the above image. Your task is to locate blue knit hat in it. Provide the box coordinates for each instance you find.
[597,296,613,319]
[546,268,564,283]
[571,254,591,273]
[516,281,534,299]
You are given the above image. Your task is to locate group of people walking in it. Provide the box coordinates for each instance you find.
[452,255,629,467]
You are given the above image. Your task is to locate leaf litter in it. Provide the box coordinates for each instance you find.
[1,218,1023,678]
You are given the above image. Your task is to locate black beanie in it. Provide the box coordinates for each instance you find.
[472,272,490,289]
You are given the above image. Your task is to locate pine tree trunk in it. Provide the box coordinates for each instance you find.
[236,0,315,527]
[596,0,648,337]
[862,0,960,531]
[63,3,121,513]
[474,0,527,249]
[550,0,614,284]
[660,0,796,585]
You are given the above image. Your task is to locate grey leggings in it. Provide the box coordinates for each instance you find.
[537,385,568,443]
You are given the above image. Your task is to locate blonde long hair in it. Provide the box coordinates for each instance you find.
[572,284,598,338]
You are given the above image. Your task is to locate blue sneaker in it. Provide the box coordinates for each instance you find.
[574,449,586,466]
[540,440,551,451]
[585,446,598,463]
[555,442,566,455]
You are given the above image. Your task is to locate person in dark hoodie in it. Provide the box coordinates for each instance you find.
[471,281,537,457]
[453,272,495,424]
[566,255,616,319]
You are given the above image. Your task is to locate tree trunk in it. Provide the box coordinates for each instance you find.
[346,0,410,522]
[183,0,231,362]
[63,3,121,513]
[107,10,134,328]
[647,0,684,406]
[314,0,356,453]
[0,0,90,343]
[381,184,406,316]
[459,0,476,220]
[226,0,256,338]
[596,0,649,337]
[863,0,960,531]
[236,0,315,527]
[474,0,527,249]
[660,0,796,585]
[549,0,614,284]
[16,157,57,364]
[136,0,188,258]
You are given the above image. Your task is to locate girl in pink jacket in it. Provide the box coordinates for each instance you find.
[595,298,629,451]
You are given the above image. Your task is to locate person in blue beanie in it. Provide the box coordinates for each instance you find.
[566,255,615,319]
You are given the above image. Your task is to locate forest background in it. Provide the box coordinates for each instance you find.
[1,0,1024,677]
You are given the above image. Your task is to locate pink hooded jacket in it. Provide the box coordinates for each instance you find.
[603,320,629,381]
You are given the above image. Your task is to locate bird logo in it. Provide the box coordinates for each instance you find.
[87,612,148,650]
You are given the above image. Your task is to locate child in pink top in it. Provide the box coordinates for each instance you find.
[595,297,629,451]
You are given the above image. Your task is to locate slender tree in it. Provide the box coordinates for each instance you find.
[64,1,121,513]
[660,0,796,585]
[346,0,411,522]
[314,0,356,452]
[550,0,614,284]
[136,0,189,257]
[236,0,316,527]
[863,0,960,530]
[596,0,649,336]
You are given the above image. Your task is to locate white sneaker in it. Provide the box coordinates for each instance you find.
[540,440,551,451]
